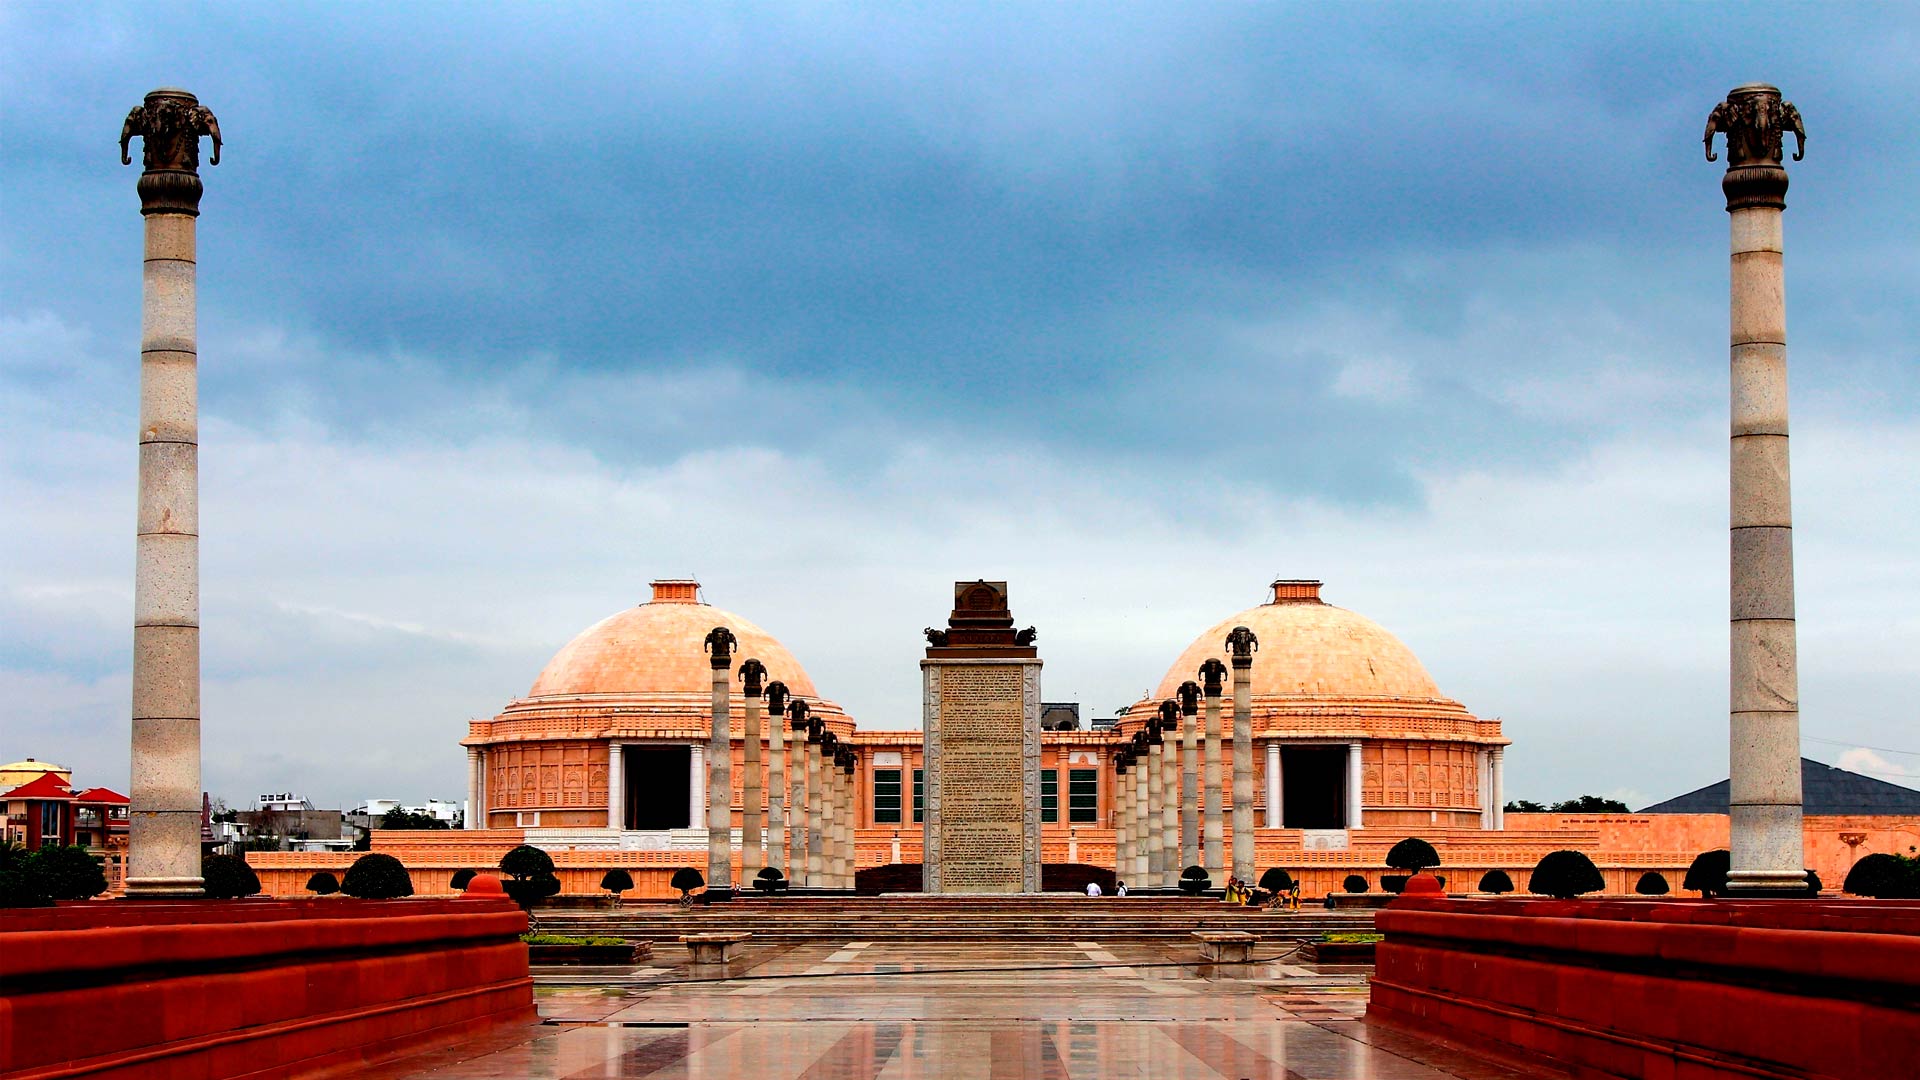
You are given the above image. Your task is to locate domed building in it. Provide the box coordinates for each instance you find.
[462,579,855,842]
[1120,580,1508,834]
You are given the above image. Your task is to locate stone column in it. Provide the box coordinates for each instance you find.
[1161,721,1179,888]
[1347,742,1364,830]
[122,89,221,898]
[473,749,487,830]
[766,682,789,874]
[704,627,736,889]
[466,748,482,831]
[1707,84,1809,894]
[1145,722,1166,881]
[1482,745,1497,826]
[836,752,855,888]
[807,726,827,887]
[1478,750,1492,829]
[1227,626,1257,881]
[788,699,810,876]
[1265,742,1282,829]
[605,741,623,831]
[688,744,705,830]
[738,659,766,878]
[1200,659,1226,879]
[1114,757,1131,880]
[1178,682,1200,871]
[1131,735,1150,884]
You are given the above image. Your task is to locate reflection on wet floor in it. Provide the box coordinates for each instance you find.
[366,940,1562,1079]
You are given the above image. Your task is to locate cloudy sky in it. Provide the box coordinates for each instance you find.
[4,3,1916,813]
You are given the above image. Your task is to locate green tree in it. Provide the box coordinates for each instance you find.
[306,871,340,895]
[600,869,634,906]
[1478,870,1514,894]
[1549,795,1632,813]
[670,866,705,905]
[1683,850,1730,898]
[30,846,108,901]
[1503,799,1548,813]
[1528,850,1605,899]
[380,808,450,830]
[341,853,414,899]
[1341,874,1368,893]
[1385,838,1440,872]
[1634,871,1669,895]
[1258,867,1293,893]
[449,868,477,891]
[499,845,561,912]
[1843,851,1920,899]
[203,854,262,899]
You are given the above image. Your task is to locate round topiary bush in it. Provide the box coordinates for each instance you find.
[305,871,340,895]
[0,867,53,908]
[671,866,705,903]
[1342,874,1368,893]
[1258,867,1293,894]
[1634,871,1669,896]
[1385,838,1440,872]
[1478,870,1514,894]
[449,868,476,891]
[1683,849,1730,898]
[1528,850,1605,899]
[497,844,560,911]
[601,869,634,899]
[1381,875,1408,893]
[754,866,786,894]
[33,846,109,901]
[1177,864,1211,895]
[341,853,414,899]
[1844,852,1919,898]
[203,853,262,899]
[500,844,555,880]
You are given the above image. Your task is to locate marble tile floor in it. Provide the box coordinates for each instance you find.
[370,941,1563,1079]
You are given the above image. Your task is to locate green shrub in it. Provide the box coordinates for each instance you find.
[449,868,476,891]
[31,846,108,901]
[1385,838,1440,872]
[600,869,634,896]
[1683,849,1729,898]
[0,867,53,908]
[1341,874,1368,893]
[1478,870,1514,894]
[670,866,705,900]
[305,871,340,895]
[1804,868,1822,896]
[1634,871,1669,896]
[1381,875,1408,893]
[203,854,261,899]
[1258,868,1293,893]
[754,866,785,894]
[499,845,560,911]
[1178,864,1210,895]
[499,844,555,880]
[1528,850,1605,899]
[341,853,413,899]
[1844,852,1920,899]
[521,932,627,946]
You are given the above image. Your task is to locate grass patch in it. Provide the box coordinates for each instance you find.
[521,932,629,946]
[1317,932,1383,943]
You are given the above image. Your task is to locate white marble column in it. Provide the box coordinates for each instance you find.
[1114,762,1131,880]
[605,741,623,831]
[1201,661,1225,879]
[1133,754,1150,885]
[1711,84,1808,893]
[1146,730,1166,880]
[788,703,809,876]
[1490,747,1505,831]
[806,735,825,887]
[1265,742,1282,829]
[1179,685,1199,871]
[740,662,764,878]
[124,89,219,898]
[466,748,482,831]
[473,748,486,830]
[1347,742,1364,830]
[767,685,788,874]
[688,743,705,831]
[705,630,735,888]
[1228,630,1256,881]
[1478,750,1491,830]
[1160,727,1179,888]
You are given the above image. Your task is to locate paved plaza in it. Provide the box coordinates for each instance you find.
[366,940,1555,1079]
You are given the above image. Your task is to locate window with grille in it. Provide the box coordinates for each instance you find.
[912,769,924,823]
[1041,769,1059,823]
[1069,768,1099,823]
[873,768,902,823]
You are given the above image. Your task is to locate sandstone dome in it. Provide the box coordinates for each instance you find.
[528,580,820,700]
[1150,581,1446,704]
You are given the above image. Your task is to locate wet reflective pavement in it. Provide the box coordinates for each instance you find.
[370,941,1560,1078]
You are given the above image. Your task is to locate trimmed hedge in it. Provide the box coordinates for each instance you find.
[1179,864,1211,895]
[1478,870,1514,894]
[670,867,705,898]
[341,853,414,899]
[1528,850,1604,899]
[450,868,477,891]
[1683,849,1730,897]
[601,869,635,895]
[1844,852,1919,898]
[1341,874,1368,893]
[1634,871,1669,896]
[1385,838,1440,872]
[306,871,340,895]
[204,853,262,899]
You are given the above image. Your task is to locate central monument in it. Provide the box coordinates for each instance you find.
[921,581,1042,893]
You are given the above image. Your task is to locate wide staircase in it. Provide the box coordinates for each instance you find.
[536,895,1377,945]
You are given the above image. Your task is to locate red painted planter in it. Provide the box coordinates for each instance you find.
[1367,896,1920,1080]
[0,898,535,1080]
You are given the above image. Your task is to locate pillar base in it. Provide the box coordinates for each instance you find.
[123,876,205,898]
[1724,869,1812,897]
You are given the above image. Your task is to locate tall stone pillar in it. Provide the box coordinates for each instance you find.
[471,748,487,830]
[787,698,810,875]
[806,724,827,887]
[1145,720,1166,880]
[1347,742,1364,830]
[1177,682,1200,871]
[1265,742,1282,829]
[1114,755,1132,880]
[1706,84,1809,894]
[605,742,622,831]
[1156,700,1180,887]
[122,89,221,898]
[688,744,705,830]
[1199,659,1226,879]
[1131,733,1150,884]
[1227,627,1258,881]
[1490,747,1505,831]
[467,748,483,831]
[738,659,766,878]
[703,627,736,889]
[766,682,790,873]
[836,750,856,887]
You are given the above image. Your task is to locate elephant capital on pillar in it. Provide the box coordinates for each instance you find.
[1706,84,1804,210]
[121,88,221,215]
[738,658,767,697]
[704,626,737,669]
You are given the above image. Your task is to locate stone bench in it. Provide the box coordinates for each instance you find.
[680,931,752,963]
[1193,930,1258,964]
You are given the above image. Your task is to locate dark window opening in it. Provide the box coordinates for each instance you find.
[1068,769,1099,823]
[622,745,691,830]
[873,768,903,823]
[1041,769,1059,823]
[1281,745,1348,829]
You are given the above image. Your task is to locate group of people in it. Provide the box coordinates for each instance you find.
[1083,880,1128,896]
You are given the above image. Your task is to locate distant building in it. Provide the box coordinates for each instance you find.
[1040,703,1081,731]
[1,760,130,892]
